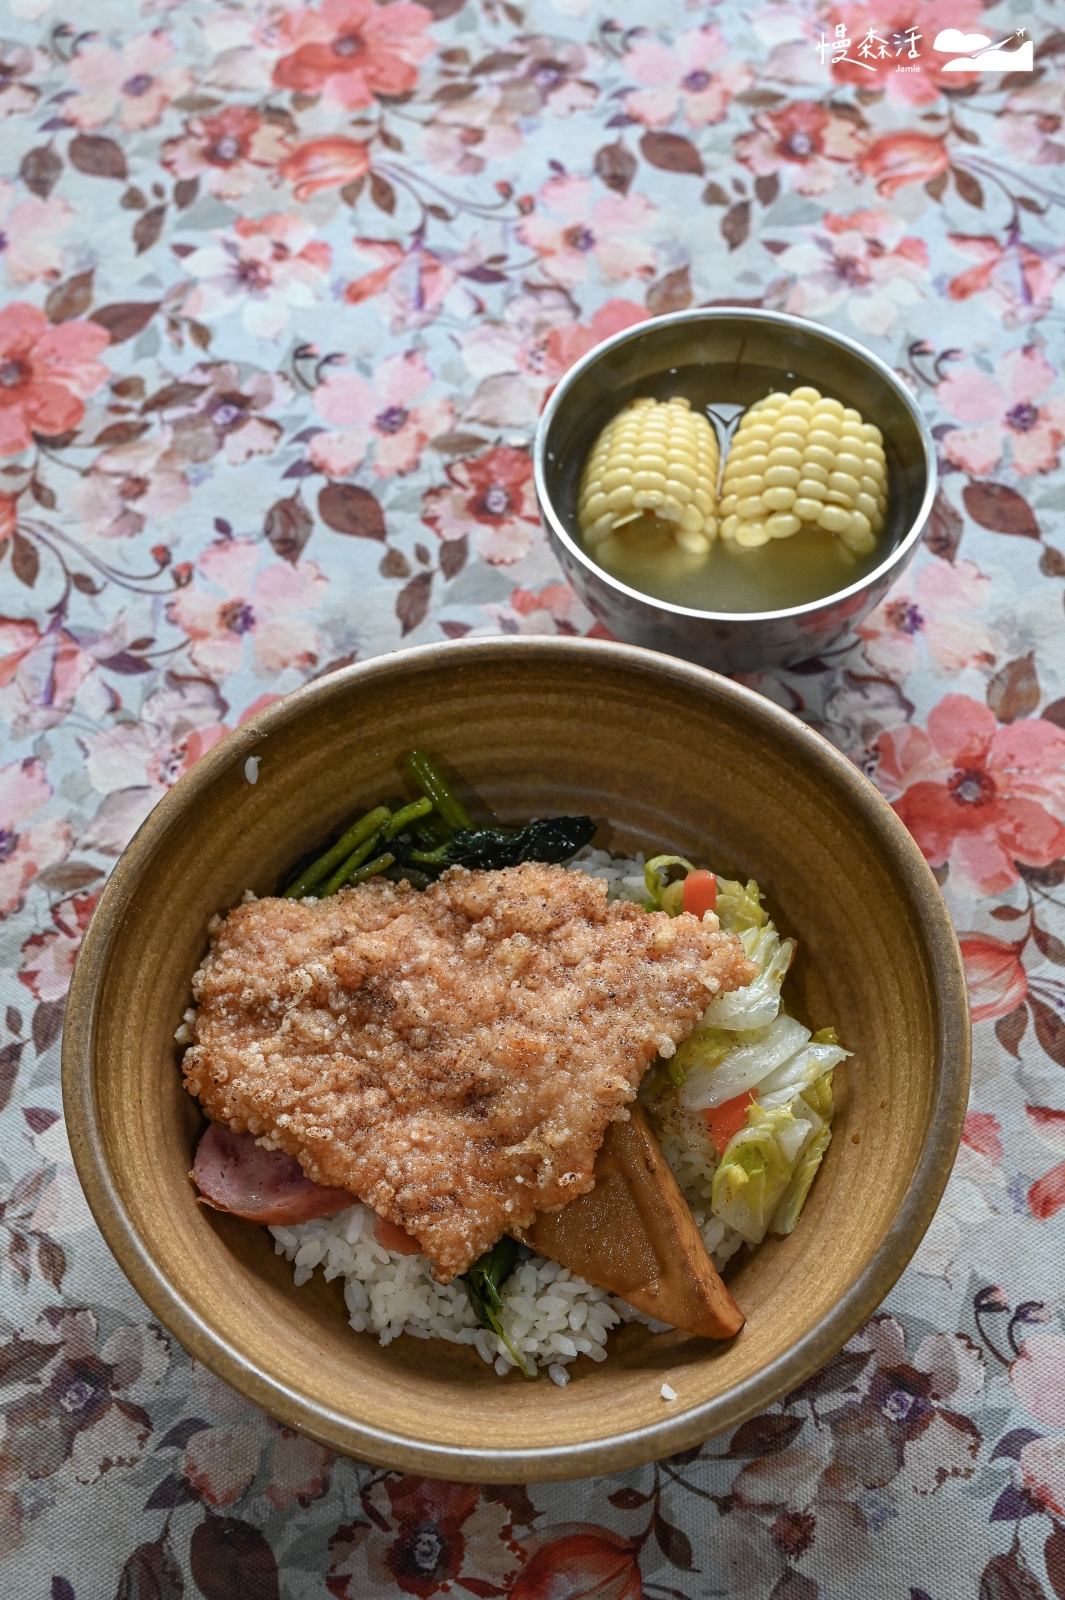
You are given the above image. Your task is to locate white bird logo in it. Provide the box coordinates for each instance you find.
[933,28,1034,71]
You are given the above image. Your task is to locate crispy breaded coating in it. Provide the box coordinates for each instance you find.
[182,862,757,1281]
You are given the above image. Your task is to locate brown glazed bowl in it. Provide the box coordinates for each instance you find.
[534,309,937,674]
[63,638,969,1483]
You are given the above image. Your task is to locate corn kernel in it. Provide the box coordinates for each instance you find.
[676,527,711,554]
[766,512,801,538]
[732,475,764,499]
[762,487,797,511]
[817,503,851,534]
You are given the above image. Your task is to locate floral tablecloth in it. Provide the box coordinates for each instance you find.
[2,0,1065,1594]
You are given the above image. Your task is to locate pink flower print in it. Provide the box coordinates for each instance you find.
[0,757,70,917]
[422,446,540,566]
[622,28,751,127]
[420,85,523,179]
[309,351,452,478]
[0,1309,166,1489]
[422,41,597,177]
[19,889,100,1002]
[183,214,332,341]
[179,1416,332,1513]
[0,43,43,120]
[857,132,951,199]
[962,1111,1002,1163]
[167,538,327,680]
[65,30,192,132]
[999,80,1065,168]
[280,137,371,201]
[1010,1332,1065,1428]
[138,362,292,472]
[946,233,1065,327]
[0,617,96,736]
[518,176,657,288]
[857,559,994,678]
[68,432,190,540]
[82,677,229,827]
[0,183,73,285]
[875,695,1065,896]
[0,303,110,456]
[327,1475,521,1599]
[736,101,869,197]
[527,298,648,388]
[343,238,458,331]
[484,581,596,638]
[958,932,1028,1023]
[163,106,293,202]
[1021,1436,1065,1519]
[272,0,435,110]
[783,208,929,337]
[936,346,1065,478]
[1025,1106,1065,1222]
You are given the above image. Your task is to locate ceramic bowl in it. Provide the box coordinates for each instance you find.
[534,309,937,674]
[63,638,969,1482]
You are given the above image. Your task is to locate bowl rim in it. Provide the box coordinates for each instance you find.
[62,636,970,1481]
[533,307,938,626]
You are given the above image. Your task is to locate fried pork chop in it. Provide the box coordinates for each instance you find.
[182,862,757,1281]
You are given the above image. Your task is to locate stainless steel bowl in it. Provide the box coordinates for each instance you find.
[534,309,936,674]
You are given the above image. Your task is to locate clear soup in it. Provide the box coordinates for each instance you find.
[575,361,896,616]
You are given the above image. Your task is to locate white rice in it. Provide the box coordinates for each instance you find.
[270,847,746,1376]
[270,1202,664,1380]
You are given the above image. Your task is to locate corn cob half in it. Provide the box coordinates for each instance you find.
[718,386,887,554]
[578,396,720,556]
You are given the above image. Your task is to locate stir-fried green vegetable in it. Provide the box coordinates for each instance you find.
[282,805,391,900]
[383,796,433,839]
[281,752,597,900]
[404,749,473,831]
[446,817,596,871]
[463,1237,537,1378]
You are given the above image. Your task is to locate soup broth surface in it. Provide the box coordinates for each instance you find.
[573,361,899,615]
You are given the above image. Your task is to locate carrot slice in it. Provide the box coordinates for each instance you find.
[705,1091,756,1157]
[683,870,717,919]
